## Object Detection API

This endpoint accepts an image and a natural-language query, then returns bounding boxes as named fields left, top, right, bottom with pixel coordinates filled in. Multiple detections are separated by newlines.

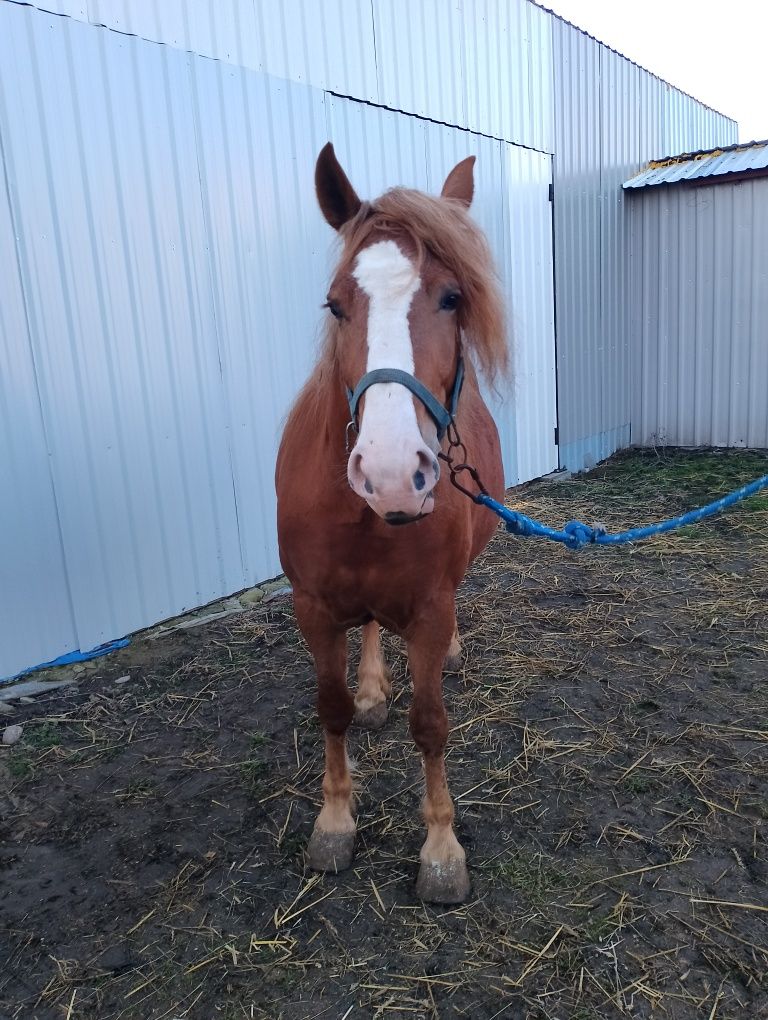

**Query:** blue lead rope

left=476, top=473, right=768, bottom=551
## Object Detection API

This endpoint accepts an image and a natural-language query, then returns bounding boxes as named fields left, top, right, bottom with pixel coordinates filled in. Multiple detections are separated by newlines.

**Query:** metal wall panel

left=552, top=16, right=738, bottom=472
left=371, top=0, right=555, bottom=152
left=0, top=149, right=79, bottom=679
left=325, top=94, right=430, bottom=196
left=87, top=0, right=260, bottom=69
left=598, top=50, right=664, bottom=467
left=15, top=0, right=86, bottom=16
left=630, top=179, right=768, bottom=449
left=663, top=86, right=737, bottom=158
left=0, top=4, right=243, bottom=654
left=552, top=20, right=602, bottom=469
left=190, top=60, right=329, bottom=587
left=504, top=146, right=558, bottom=482
left=9, top=0, right=379, bottom=101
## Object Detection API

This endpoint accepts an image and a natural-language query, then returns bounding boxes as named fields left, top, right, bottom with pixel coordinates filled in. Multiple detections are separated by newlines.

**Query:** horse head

left=315, top=143, right=501, bottom=524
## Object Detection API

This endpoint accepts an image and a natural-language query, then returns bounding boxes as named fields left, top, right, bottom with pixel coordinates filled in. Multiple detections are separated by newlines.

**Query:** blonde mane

left=336, top=188, right=509, bottom=384
left=287, top=187, right=509, bottom=434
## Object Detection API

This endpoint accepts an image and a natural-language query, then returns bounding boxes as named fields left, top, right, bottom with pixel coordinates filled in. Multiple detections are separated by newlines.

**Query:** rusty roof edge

left=623, top=163, right=768, bottom=191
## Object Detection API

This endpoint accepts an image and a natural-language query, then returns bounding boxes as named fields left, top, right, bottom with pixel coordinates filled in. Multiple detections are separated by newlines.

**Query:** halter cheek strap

left=346, top=356, right=465, bottom=443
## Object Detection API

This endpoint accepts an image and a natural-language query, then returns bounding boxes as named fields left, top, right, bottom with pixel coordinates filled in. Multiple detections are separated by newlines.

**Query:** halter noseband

left=346, top=356, right=465, bottom=444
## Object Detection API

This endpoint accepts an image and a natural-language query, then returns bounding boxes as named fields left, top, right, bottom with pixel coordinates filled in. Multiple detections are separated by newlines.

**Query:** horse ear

left=315, top=142, right=362, bottom=230
left=441, top=156, right=476, bottom=208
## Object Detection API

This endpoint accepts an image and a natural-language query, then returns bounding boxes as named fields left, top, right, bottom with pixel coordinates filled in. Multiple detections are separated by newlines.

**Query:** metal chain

left=438, top=418, right=491, bottom=503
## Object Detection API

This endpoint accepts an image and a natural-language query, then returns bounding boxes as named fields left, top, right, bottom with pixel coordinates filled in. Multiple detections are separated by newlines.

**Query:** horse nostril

left=413, top=470, right=426, bottom=491
left=364, top=477, right=374, bottom=495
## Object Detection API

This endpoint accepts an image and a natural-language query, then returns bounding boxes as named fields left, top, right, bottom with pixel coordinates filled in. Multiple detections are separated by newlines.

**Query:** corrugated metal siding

left=0, top=2, right=558, bottom=677
left=630, top=178, right=768, bottom=449
left=0, top=140, right=79, bottom=679
left=504, top=145, right=558, bottom=482
left=552, top=16, right=737, bottom=471
left=371, top=0, right=554, bottom=152
left=0, top=4, right=244, bottom=654
left=12, top=0, right=380, bottom=101
left=663, top=86, right=736, bottom=158
left=552, top=21, right=602, bottom=469
left=190, top=60, right=329, bottom=587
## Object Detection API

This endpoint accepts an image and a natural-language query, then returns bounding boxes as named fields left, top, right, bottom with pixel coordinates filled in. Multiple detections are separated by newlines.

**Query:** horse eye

left=439, top=291, right=461, bottom=312
left=325, top=300, right=344, bottom=320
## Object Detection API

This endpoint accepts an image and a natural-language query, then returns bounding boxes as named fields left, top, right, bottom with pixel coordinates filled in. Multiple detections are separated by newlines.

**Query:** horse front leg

left=294, top=594, right=356, bottom=873
left=407, top=604, right=470, bottom=904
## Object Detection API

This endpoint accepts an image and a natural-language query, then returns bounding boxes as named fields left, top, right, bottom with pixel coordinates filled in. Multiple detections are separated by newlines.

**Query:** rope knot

left=562, top=520, right=602, bottom=550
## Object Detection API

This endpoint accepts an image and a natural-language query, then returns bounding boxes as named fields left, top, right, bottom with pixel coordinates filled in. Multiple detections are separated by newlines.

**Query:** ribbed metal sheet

left=551, top=15, right=737, bottom=472
left=190, top=59, right=329, bottom=587
left=630, top=178, right=768, bottom=449
left=552, top=20, right=602, bottom=470
left=12, top=0, right=380, bottom=101
left=0, top=4, right=244, bottom=656
left=0, top=141, right=79, bottom=679
left=371, top=0, right=554, bottom=152
left=625, top=141, right=768, bottom=190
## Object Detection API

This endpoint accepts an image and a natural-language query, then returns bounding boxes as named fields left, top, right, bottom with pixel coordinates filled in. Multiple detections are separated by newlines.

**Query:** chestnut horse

left=275, top=144, right=508, bottom=903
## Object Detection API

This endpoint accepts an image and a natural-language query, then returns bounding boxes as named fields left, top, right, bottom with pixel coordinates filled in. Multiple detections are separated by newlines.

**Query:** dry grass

left=1, top=448, right=767, bottom=1019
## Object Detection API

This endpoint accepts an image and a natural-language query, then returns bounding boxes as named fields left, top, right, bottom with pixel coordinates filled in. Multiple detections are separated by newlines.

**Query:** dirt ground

left=2, top=449, right=767, bottom=1020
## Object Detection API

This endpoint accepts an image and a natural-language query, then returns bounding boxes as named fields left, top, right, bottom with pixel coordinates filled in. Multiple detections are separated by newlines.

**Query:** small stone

left=114, top=675, right=131, bottom=684
left=264, top=585, right=292, bottom=603
left=0, top=703, right=15, bottom=716
left=262, top=579, right=291, bottom=595
left=2, top=725, right=23, bottom=745
left=222, top=598, right=244, bottom=613
left=239, top=587, right=265, bottom=606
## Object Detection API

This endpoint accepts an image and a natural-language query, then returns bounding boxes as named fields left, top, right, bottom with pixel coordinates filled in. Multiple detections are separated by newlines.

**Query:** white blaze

left=353, top=240, right=421, bottom=448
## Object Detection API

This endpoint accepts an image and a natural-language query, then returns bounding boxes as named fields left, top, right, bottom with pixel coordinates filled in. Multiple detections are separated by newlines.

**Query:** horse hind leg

left=353, top=621, right=391, bottom=730
left=443, top=619, right=463, bottom=673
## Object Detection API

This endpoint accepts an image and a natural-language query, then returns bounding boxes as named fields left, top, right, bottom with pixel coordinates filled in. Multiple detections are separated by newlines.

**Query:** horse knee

left=317, top=683, right=354, bottom=735
left=409, top=699, right=448, bottom=757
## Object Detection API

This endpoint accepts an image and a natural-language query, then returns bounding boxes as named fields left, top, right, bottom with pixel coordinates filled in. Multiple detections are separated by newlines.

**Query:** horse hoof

left=443, top=653, right=463, bottom=673
left=416, top=859, right=471, bottom=904
left=307, top=828, right=355, bottom=873
left=353, top=700, right=388, bottom=729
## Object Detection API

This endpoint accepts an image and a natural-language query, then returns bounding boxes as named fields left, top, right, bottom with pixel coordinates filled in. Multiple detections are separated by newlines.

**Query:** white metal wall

left=15, top=0, right=554, bottom=152
left=630, top=178, right=768, bottom=449
left=0, top=148, right=79, bottom=672
left=0, top=2, right=557, bottom=678
left=552, top=17, right=737, bottom=472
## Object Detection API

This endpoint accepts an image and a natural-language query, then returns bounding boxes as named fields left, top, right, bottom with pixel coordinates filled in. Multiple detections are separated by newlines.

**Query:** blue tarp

left=0, top=638, right=130, bottom=686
